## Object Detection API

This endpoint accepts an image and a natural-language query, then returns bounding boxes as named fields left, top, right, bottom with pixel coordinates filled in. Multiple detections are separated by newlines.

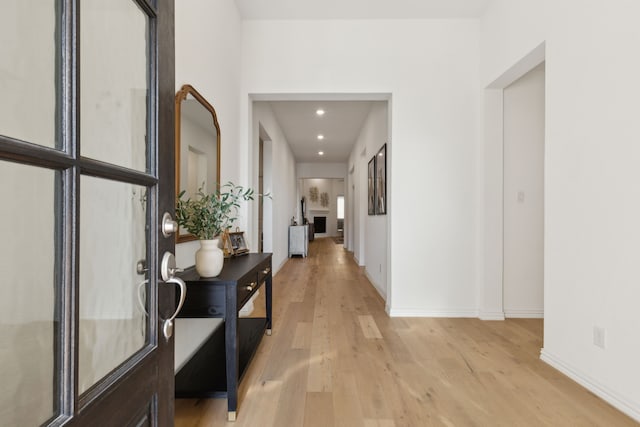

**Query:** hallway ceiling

left=235, top=0, right=491, bottom=20
left=265, top=101, right=374, bottom=163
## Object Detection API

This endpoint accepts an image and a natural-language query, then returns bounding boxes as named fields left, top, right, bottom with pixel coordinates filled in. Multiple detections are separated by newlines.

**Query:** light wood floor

left=175, top=238, right=637, bottom=427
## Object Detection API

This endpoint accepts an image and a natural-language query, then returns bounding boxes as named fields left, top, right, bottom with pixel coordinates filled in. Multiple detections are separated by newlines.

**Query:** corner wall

left=348, top=102, right=389, bottom=299
left=480, top=0, right=640, bottom=420
left=251, top=102, right=297, bottom=273
left=241, top=19, right=481, bottom=317
left=174, top=0, right=243, bottom=267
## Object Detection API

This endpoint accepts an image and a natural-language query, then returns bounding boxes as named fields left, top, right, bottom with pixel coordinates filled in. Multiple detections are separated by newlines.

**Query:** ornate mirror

left=175, top=84, right=221, bottom=242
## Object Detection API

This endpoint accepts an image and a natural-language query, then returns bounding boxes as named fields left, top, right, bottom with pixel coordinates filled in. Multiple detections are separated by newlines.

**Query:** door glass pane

left=0, top=161, right=58, bottom=425
left=0, top=1, right=57, bottom=147
left=79, top=176, right=149, bottom=394
left=80, top=0, right=149, bottom=172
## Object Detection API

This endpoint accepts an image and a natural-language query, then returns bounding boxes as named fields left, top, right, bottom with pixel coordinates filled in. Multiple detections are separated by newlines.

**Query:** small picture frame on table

left=229, top=230, right=249, bottom=256
left=222, top=230, right=234, bottom=258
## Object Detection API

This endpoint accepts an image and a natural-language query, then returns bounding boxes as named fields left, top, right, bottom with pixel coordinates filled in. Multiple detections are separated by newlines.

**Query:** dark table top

left=178, top=253, right=272, bottom=284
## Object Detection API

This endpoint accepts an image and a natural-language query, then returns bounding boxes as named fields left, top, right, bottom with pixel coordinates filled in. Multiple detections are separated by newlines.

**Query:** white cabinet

left=288, top=225, right=308, bottom=257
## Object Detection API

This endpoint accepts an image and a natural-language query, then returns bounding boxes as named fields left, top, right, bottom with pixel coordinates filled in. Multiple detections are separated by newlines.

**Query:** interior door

left=0, top=0, right=176, bottom=425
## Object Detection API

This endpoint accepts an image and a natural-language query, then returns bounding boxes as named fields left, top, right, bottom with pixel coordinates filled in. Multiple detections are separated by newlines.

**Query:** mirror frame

left=175, top=84, right=221, bottom=243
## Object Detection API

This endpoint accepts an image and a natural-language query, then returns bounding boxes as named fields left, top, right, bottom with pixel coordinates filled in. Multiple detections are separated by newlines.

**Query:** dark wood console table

left=174, top=253, right=272, bottom=421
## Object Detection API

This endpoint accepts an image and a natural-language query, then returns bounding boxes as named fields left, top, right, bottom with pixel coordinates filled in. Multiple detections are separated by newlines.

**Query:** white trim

left=540, top=349, right=640, bottom=423
left=364, top=269, right=386, bottom=301
left=353, top=254, right=363, bottom=267
left=479, top=311, right=506, bottom=321
left=504, top=309, right=544, bottom=319
left=389, top=309, right=478, bottom=318
left=250, top=93, right=392, bottom=102
left=487, top=42, right=546, bottom=89
left=272, top=257, right=288, bottom=277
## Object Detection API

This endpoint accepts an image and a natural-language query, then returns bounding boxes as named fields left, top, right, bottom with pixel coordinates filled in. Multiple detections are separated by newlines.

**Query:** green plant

left=175, top=182, right=256, bottom=240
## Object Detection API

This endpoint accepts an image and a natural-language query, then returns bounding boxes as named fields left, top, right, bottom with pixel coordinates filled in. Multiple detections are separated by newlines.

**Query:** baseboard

left=540, top=349, right=640, bottom=422
left=273, top=257, right=288, bottom=277
left=353, top=254, right=363, bottom=266
left=364, top=269, right=386, bottom=301
left=389, top=308, right=478, bottom=318
left=479, top=311, right=506, bottom=321
left=504, top=309, right=544, bottom=319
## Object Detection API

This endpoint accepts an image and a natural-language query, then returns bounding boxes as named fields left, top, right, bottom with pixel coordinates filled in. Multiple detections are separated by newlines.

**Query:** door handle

left=159, top=251, right=187, bottom=340
left=137, top=279, right=149, bottom=316
left=162, top=276, right=186, bottom=340
left=160, top=252, right=183, bottom=281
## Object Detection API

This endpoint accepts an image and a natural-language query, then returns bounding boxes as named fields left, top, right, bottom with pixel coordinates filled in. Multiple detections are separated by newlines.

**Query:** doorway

left=259, top=137, right=264, bottom=252
left=503, top=63, right=545, bottom=318
left=258, top=124, right=273, bottom=254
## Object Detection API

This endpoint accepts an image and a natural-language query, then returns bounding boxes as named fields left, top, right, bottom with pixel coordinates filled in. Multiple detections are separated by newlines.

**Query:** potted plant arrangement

left=175, top=182, right=255, bottom=277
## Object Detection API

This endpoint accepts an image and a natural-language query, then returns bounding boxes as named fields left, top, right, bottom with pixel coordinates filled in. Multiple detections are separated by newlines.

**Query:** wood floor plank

left=175, top=237, right=638, bottom=426
left=292, top=322, right=313, bottom=349
left=358, top=315, right=383, bottom=339
left=303, top=392, right=335, bottom=427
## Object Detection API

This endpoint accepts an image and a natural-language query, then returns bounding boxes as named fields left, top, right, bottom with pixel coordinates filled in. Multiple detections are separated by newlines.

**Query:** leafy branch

left=175, top=182, right=257, bottom=240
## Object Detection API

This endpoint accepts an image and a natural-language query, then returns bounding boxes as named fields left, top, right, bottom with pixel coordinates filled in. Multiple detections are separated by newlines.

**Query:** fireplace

left=313, top=216, right=326, bottom=233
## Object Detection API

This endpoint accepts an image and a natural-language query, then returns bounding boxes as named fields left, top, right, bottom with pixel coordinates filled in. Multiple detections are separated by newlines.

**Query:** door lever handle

left=161, top=276, right=187, bottom=340
left=137, top=279, right=149, bottom=316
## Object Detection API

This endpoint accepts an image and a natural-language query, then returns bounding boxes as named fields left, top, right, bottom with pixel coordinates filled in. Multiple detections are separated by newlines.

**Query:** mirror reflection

left=175, top=84, right=220, bottom=242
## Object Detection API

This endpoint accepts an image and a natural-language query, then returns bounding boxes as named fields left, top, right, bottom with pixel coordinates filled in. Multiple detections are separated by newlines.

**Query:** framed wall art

left=375, top=144, right=386, bottom=215
left=368, top=156, right=375, bottom=215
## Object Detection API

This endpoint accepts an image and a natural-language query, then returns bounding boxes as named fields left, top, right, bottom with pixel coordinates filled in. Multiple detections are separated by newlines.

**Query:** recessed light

left=316, top=109, right=325, bottom=116
left=317, top=134, right=324, bottom=140
left=318, top=151, right=324, bottom=156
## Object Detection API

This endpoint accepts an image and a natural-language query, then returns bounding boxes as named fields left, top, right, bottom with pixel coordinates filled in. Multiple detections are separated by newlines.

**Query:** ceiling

left=263, top=101, right=377, bottom=163
left=235, top=0, right=491, bottom=20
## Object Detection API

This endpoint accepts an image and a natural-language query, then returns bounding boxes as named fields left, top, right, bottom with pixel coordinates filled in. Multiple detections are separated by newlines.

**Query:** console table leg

left=228, top=411, right=237, bottom=422
left=266, top=273, right=273, bottom=332
left=266, top=329, right=272, bottom=336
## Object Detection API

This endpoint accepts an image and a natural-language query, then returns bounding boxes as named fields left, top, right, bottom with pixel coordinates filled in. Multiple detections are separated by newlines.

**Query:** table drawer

left=237, top=273, right=259, bottom=308
left=237, top=258, right=271, bottom=307
left=257, top=260, right=272, bottom=284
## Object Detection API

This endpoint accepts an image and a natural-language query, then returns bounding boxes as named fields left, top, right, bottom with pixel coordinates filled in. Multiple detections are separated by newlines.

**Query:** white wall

left=262, top=138, right=273, bottom=254
left=174, top=0, right=243, bottom=268
left=297, top=162, right=347, bottom=226
left=173, top=0, right=243, bottom=371
left=300, top=178, right=344, bottom=237
left=348, top=102, right=389, bottom=299
left=297, top=162, right=348, bottom=180
left=241, top=19, right=480, bottom=317
left=250, top=102, right=298, bottom=272
left=503, top=63, right=545, bottom=318
left=481, top=0, right=640, bottom=420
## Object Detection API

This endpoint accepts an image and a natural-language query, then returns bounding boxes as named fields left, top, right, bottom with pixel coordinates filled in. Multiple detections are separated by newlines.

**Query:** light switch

left=517, top=191, right=525, bottom=203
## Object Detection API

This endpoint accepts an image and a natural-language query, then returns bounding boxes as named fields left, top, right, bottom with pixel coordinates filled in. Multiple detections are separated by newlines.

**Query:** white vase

left=195, top=238, right=224, bottom=277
